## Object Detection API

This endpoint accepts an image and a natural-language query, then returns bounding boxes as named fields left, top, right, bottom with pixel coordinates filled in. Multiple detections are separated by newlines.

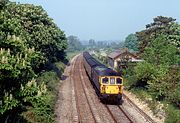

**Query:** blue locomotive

left=83, top=52, right=123, bottom=103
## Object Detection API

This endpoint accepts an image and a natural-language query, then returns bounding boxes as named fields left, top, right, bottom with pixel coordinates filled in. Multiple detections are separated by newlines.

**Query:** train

left=83, top=52, right=123, bottom=103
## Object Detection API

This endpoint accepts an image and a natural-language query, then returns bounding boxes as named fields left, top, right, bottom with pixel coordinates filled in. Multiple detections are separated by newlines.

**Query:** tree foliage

left=6, top=2, right=67, bottom=63
left=133, top=34, right=179, bottom=101
left=143, top=35, right=179, bottom=66
left=136, top=16, right=179, bottom=53
left=126, top=17, right=180, bottom=118
left=124, top=33, right=138, bottom=51
left=0, top=1, right=67, bottom=122
left=67, top=35, right=83, bottom=52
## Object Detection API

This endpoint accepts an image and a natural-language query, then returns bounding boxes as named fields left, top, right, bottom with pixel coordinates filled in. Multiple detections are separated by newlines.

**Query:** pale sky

left=12, top=0, right=180, bottom=41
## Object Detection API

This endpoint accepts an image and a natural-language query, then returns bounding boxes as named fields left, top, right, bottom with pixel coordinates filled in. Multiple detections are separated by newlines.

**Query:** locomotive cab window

left=110, top=78, right=115, bottom=84
left=116, top=78, right=122, bottom=84
left=102, top=77, right=109, bottom=84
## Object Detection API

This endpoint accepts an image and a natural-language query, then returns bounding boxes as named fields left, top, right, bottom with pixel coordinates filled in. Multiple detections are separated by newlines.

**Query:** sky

left=12, top=0, right=180, bottom=41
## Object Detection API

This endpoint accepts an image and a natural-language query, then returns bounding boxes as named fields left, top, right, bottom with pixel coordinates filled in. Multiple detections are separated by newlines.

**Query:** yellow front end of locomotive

left=105, top=85, right=119, bottom=94
left=100, top=76, right=123, bottom=94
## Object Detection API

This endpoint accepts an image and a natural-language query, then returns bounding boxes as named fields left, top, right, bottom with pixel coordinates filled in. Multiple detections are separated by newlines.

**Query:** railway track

left=105, top=104, right=134, bottom=123
left=122, top=94, right=156, bottom=123
left=72, top=55, right=96, bottom=123
left=70, top=55, right=80, bottom=123
left=104, top=105, right=117, bottom=123
left=69, top=54, right=156, bottom=123
left=79, top=55, right=116, bottom=123
left=79, top=55, right=104, bottom=123
left=117, top=105, right=134, bottom=123
left=79, top=54, right=135, bottom=123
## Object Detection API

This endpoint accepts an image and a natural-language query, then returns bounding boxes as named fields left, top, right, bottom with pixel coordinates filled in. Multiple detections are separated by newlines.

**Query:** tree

left=125, top=16, right=180, bottom=122
left=136, top=16, right=178, bottom=53
left=124, top=34, right=138, bottom=51
left=132, top=35, right=179, bottom=100
left=143, top=35, right=179, bottom=66
left=0, top=1, right=67, bottom=121
left=6, top=3, right=67, bottom=63
left=0, top=0, right=8, bottom=9
left=67, top=35, right=82, bottom=52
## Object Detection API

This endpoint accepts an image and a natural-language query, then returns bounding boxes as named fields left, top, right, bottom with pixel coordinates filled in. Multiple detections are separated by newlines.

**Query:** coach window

left=102, top=77, right=109, bottom=84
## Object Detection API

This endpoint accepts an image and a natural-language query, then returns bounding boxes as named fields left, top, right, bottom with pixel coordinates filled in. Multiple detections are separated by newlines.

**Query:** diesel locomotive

left=83, top=52, right=123, bottom=103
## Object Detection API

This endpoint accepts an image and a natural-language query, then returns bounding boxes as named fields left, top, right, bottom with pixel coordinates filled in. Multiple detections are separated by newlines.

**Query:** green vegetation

left=66, top=35, right=84, bottom=60
left=0, top=0, right=67, bottom=122
left=124, top=33, right=138, bottom=51
left=87, top=40, right=124, bottom=66
left=125, top=16, right=180, bottom=122
left=136, top=16, right=179, bottom=53
left=165, top=105, right=180, bottom=123
left=87, top=40, right=124, bottom=51
left=0, top=0, right=179, bottom=122
left=66, top=51, right=81, bottom=60
left=67, top=35, right=84, bottom=52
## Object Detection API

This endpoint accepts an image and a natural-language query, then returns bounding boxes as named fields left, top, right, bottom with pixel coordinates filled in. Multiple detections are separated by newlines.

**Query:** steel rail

left=123, top=94, right=156, bottom=123
left=78, top=55, right=97, bottom=123
left=117, top=105, right=134, bottom=123
left=71, top=55, right=82, bottom=123
left=104, top=105, right=118, bottom=123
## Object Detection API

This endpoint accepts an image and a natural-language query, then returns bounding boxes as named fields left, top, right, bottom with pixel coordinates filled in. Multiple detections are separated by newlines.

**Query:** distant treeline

left=67, top=35, right=124, bottom=52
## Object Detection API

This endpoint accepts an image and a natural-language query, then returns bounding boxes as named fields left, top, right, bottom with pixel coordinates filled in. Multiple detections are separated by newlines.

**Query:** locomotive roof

left=93, top=66, right=118, bottom=76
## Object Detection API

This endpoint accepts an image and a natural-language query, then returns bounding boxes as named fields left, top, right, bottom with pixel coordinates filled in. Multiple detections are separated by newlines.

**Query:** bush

left=165, top=67, right=180, bottom=108
left=37, top=71, right=59, bottom=94
left=168, top=84, right=180, bottom=108
left=165, top=105, right=180, bottom=123
left=22, top=93, right=55, bottom=123
left=30, top=62, right=65, bottom=122
left=131, top=62, right=158, bottom=88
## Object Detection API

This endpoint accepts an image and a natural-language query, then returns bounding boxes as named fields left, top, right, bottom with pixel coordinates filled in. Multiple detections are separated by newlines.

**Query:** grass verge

left=66, top=51, right=81, bottom=60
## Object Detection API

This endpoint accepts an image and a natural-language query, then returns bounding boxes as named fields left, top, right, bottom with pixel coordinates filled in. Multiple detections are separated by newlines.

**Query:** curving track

left=57, top=54, right=157, bottom=123
left=72, top=55, right=96, bottom=122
